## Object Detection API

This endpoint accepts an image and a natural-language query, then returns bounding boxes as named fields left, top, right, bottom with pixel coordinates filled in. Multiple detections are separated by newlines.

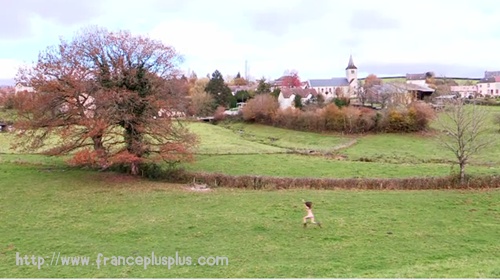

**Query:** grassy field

left=217, top=123, right=354, bottom=152
left=2, top=106, right=500, bottom=178
left=1, top=106, right=500, bottom=277
left=1, top=163, right=499, bottom=278
left=179, top=107, right=500, bottom=178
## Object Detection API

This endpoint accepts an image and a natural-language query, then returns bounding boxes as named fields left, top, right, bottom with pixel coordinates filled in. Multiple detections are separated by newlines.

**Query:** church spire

left=345, top=54, right=357, bottom=70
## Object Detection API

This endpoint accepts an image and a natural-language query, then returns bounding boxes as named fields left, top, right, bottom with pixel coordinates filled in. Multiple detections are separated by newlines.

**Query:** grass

left=379, top=77, right=406, bottom=83
left=186, top=154, right=500, bottom=178
left=178, top=107, right=500, bottom=177
left=0, top=109, right=17, bottom=122
left=1, top=162, right=499, bottom=278
left=218, top=122, right=353, bottom=152
left=185, top=122, right=286, bottom=154
left=2, top=105, right=500, bottom=178
left=1, top=106, right=500, bottom=277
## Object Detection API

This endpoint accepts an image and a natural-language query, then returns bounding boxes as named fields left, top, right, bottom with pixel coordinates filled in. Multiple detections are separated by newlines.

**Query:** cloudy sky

left=1, top=0, right=500, bottom=85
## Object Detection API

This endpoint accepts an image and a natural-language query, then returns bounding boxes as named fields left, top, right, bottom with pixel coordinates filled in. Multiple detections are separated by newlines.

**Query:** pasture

left=1, top=163, right=499, bottom=278
left=182, top=105, right=500, bottom=178
left=1, top=106, right=500, bottom=277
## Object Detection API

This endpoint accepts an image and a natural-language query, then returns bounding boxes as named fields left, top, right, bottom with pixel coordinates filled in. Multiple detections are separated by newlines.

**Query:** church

left=306, top=55, right=359, bottom=100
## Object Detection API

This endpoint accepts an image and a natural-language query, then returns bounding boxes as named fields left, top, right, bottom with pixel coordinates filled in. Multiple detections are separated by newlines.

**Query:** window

left=351, top=70, right=355, bottom=74
left=488, top=83, right=490, bottom=88
left=497, top=89, right=499, bottom=94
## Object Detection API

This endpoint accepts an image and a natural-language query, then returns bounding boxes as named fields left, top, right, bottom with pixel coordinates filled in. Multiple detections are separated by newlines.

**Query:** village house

left=405, top=73, right=428, bottom=86
left=449, top=85, right=478, bottom=98
left=277, top=88, right=317, bottom=109
left=14, top=83, right=34, bottom=94
left=477, top=71, right=500, bottom=97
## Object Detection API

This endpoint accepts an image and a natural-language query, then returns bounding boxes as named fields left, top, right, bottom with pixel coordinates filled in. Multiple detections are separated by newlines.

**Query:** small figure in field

left=303, top=200, right=321, bottom=228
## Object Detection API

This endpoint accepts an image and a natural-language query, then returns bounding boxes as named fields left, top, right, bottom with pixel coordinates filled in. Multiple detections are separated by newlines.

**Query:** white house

left=306, top=55, right=359, bottom=100
left=14, top=83, right=34, bottom=94
left=449, top=85, right=478, bottom=98
left=477, top=72, right=500, bottom=97
left=405, top=73, right=428, bottom=85
left=278, top=88, right=317, bottom=109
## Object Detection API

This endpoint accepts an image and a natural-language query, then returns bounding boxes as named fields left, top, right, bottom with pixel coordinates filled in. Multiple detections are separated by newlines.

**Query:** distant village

left=2, top=55, right=499, bottom=112
left=225, top=55, right=498, bottom=110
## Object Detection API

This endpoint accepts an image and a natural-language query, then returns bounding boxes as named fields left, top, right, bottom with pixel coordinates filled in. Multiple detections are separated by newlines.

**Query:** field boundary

left=179, top=172, right=500, bottom=190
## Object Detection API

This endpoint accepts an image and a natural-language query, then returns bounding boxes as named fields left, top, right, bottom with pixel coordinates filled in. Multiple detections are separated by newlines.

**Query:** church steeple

left=345, top=54, right=358, bottom=91
left=346, top=54, right=357, bottom=70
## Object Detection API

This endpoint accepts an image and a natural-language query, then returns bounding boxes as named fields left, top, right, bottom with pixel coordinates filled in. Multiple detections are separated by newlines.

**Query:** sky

left=1, top=0, right=500, bottom=85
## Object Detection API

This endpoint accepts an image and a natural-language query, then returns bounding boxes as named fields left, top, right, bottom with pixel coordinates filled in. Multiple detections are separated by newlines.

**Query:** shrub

left=407, top=102, right=436, bottom=131
left=340, top=106, right=361, bottom=133
left=189, top=91, right=216, bottom=116
left=181, top=172, right=500, bottom=190
left=320, top=104, right=343, bottom=131
left=213, top=106, right=227, bottom=122
left=241, top=100, right=433, bottom=134
left=273, top=108, right=300, bottom=129
left=242, top=94, right=279, bottom=124
left=333, top=97, right=349, bottom=108
left=385, top=108, right=409, bottom=132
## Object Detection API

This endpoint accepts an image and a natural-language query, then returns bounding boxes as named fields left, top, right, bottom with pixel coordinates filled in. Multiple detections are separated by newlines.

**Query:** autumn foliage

left=241, top=94, right=279, bottom=123
left=13, top=26, right=197, bottom=175
left=280, top=70, right=301, bottom=88
left=242, top=100, right=435, bottom=133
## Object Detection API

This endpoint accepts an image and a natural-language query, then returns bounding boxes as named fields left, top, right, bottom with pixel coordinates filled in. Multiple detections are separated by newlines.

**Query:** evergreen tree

left=256, top=78, right=271, bottom=94
left=205, top=70, right=233, bottom=107
left=294, top=94, right=303, bottom=109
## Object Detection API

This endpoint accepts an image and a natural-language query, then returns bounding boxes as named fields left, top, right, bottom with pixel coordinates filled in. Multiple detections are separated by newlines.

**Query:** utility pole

left=245, top=60, right=248, bottom=81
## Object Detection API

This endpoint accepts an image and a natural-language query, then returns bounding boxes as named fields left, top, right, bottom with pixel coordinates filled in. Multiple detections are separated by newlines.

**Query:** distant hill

left=359, top=76, right=480, bottom=85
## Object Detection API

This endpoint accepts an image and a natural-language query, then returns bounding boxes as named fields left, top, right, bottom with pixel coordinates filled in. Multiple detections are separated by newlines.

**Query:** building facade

left=477, top=75, right=500, bottom=97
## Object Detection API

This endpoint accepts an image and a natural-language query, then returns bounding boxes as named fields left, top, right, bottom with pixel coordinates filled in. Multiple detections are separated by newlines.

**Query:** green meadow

left=1, top=163, right=499, bottom=278
left=1, top=106, right=500, bottom=277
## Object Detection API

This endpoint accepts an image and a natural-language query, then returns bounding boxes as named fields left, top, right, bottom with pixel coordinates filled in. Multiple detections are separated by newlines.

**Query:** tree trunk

left=130, top=161, right=139, bottom=175
left=459, top=161, right=466, bottom=185
left=92, top=134, right=104, bottom=152
left=92, top=134, right=108, bottom=169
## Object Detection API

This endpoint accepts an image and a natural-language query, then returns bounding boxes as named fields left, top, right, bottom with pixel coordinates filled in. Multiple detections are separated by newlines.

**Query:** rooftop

left=280, top=88, right=317, bottom=98
left=308, top=78, right=350, bottom=87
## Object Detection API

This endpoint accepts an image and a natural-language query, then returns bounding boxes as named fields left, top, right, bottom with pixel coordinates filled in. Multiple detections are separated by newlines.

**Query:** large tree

left=435, top=99, right=494, bottom=183
left=14, top=26, right=197, bottom=175
left=205, top=70, right=234, bottom=108
left=364, top=74, right=382, bottom=89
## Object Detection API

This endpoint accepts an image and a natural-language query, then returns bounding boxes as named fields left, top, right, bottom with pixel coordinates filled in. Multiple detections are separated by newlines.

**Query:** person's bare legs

left=310, top=217, right=322, bottom=227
